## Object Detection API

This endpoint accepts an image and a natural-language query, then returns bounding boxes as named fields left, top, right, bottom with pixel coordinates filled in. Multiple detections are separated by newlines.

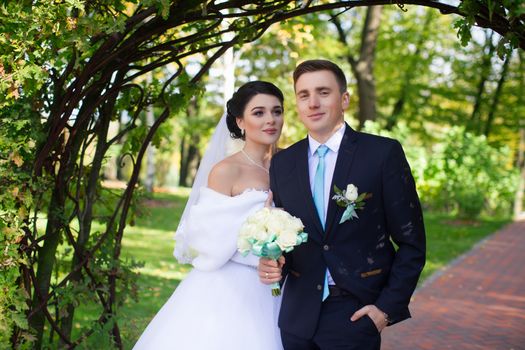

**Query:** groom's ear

left=341, top=91, right=350, bottom=111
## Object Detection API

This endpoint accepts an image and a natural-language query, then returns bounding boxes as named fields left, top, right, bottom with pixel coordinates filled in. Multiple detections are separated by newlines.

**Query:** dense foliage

left=363, top=122, right=518, bottom=218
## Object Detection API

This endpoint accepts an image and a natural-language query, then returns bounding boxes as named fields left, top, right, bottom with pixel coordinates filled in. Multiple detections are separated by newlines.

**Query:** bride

left=133, top=81, right=285, bottom=350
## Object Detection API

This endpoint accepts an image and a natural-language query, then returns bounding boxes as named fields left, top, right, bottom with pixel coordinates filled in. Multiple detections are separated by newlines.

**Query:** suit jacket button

left=323, top=245, right=329, bottom=251
left=317, top=284, right=323, bottom=291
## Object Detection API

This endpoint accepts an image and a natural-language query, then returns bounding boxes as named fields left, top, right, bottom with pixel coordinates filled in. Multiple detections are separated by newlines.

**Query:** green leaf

left=11, top=310, right=28, bottom=329
left=356, top=192, right=367, bottom=201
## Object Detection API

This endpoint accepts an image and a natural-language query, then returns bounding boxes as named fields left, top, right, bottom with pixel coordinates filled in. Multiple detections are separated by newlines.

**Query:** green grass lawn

left=63, top=190, right=193, bottom=350
left=117, top=190, right=193, bottom=349
left=72, top=191, right=509, bottom=349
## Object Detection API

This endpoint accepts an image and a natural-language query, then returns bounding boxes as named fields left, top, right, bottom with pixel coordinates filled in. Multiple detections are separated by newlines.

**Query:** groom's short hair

left=293, top=59, right=347, bottom=93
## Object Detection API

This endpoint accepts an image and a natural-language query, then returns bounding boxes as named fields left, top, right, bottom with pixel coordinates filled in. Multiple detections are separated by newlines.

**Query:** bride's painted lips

left=263, top=128, right=277, bottom=135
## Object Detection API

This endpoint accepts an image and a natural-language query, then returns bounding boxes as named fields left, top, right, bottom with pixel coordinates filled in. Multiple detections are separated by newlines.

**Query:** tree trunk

left=31, top=135, right=82, bottom=346
left=179, top=136, right=200, bottom=187
left=222, top=40, right=237, bottom=105
left=179, top=136, right=188, bottom=187
left=144, top=104, right=156, bottom=193
left=354, top=6, right=382, bottom=129
left=386, top=11, right=433, bottom=130
left=469, top=29, right=495, bottom=134
left=332, top=6, right=382, bottom=130
left=515, top=128, right=525, bottom=220
left=144, top=71, right=156, bottom=193
left=180, top=39, right=237, bottom=187
left=29, top=186, right=65, bottom=349
left=179, top=98, right=200, bottom=187
left=514, top=53, right=524, bottom=220
left=483, top=54, right=510, bottom=137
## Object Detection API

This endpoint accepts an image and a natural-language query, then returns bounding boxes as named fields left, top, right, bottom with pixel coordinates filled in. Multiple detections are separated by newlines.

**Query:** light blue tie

left=313, top=145, right=330, bottom=301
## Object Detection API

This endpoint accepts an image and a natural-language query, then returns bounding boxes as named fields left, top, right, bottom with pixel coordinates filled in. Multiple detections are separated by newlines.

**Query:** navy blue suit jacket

left=270, top=124, right=426, bottom=339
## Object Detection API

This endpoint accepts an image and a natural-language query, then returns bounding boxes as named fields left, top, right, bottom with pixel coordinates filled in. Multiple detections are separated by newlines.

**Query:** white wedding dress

left=133, top=187, right=283, bottom=350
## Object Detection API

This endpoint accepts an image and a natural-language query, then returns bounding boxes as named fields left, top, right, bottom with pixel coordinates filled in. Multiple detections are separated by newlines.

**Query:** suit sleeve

left=374, top=140, right=426, bottom=324
left=269, top=155, right=291, bottom=281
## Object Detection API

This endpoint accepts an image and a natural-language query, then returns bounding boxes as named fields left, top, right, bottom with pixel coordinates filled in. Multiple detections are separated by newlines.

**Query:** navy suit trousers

left=281, top=294, right=381, bottom=350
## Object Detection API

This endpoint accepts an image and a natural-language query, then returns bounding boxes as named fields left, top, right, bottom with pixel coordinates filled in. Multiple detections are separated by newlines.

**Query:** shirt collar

left=308, top=123, right=346, bottom=156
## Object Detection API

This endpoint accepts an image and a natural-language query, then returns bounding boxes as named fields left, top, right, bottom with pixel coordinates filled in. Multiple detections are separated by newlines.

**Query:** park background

left=1, top=1, right=524, bottom=349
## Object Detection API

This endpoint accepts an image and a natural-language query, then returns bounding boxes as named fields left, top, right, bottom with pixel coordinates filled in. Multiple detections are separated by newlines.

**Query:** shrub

left=362, top=122, right=518, bottom=219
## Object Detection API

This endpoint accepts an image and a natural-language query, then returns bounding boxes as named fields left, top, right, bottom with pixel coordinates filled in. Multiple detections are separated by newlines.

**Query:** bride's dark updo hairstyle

left=226, top=81, right=284, bottom=140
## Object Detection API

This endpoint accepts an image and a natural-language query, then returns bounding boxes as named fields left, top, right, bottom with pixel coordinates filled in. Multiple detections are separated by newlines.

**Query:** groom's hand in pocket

left=258, top=256, right=285, bottom=285
left=350, top=305, right=389, bottom=332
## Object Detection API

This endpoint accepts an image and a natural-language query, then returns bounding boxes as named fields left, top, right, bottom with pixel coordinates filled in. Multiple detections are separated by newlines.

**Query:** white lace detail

left=233, top=188, right=270, bottom=197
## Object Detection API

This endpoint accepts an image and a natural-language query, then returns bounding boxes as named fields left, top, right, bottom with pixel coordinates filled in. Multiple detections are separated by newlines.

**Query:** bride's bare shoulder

left=208, top=154, right=242, bottom=195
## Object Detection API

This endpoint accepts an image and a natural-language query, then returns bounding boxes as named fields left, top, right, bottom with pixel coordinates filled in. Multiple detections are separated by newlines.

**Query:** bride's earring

left=240, top=128, right=245, bottom=138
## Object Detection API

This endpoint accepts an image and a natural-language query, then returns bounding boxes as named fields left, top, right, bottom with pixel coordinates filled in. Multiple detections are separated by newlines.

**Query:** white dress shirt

left=308, top=124, right=346, bottom=285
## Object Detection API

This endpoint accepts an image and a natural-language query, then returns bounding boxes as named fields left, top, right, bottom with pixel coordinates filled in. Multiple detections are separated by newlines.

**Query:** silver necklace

left=241, top=149, right=269, bottom=174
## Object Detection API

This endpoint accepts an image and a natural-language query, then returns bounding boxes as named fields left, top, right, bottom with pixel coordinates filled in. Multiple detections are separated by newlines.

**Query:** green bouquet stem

left=270, top=282, right=281, bottom=296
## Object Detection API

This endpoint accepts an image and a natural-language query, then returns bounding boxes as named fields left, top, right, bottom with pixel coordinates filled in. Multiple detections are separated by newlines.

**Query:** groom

left=259, top=59, right=426, bottom=349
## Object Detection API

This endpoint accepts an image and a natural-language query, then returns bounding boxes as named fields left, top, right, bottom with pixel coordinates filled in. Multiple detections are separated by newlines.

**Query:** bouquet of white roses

left=237, top=207, right=308, bottom=296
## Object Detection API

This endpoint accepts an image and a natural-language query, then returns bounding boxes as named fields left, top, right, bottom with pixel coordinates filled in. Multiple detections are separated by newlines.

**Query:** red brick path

left=382, top=220, right=525, bottom=350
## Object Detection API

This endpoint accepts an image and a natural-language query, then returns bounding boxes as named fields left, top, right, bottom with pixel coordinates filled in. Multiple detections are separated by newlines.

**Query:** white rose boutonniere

left=332, top=184, right=372, bottom=224
left=344, top=184, right=359, bottom=201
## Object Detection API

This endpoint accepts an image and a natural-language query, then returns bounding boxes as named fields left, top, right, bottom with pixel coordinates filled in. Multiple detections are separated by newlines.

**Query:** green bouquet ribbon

left=244, top=232, right=308, bottom=296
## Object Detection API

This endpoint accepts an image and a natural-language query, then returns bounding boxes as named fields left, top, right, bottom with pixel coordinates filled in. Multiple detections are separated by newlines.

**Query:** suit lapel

left=324, top=124, right=359, bottom=238
left=295, top=138, right=325, bottom=239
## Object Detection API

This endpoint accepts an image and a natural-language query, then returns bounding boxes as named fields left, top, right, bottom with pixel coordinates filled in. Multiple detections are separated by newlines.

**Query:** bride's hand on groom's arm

left=264, top=191, right=273, bottom=208
left=258, top=256, right=285, bottom=285
left=264, top=190, right=279, bottom=208
left=264, top=191, right=284, bottom=210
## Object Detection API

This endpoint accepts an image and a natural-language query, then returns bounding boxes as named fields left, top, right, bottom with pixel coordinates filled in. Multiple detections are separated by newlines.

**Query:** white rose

left=248, top=208, right=269, bottom=224
left=290, top=217, right=304, bottom=232
left=268, top=209, right=283, bottom=221
left=266, top=217, right=282, bottom=236
left=276, top=230, right=298, bottom=250
left=237, top=237, right=251, bottom=253
left=255, top=228, right=270, bottom=242
left=240, top=223, right=259, bottom=238
left=345, top=184, right=358, bottom=201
